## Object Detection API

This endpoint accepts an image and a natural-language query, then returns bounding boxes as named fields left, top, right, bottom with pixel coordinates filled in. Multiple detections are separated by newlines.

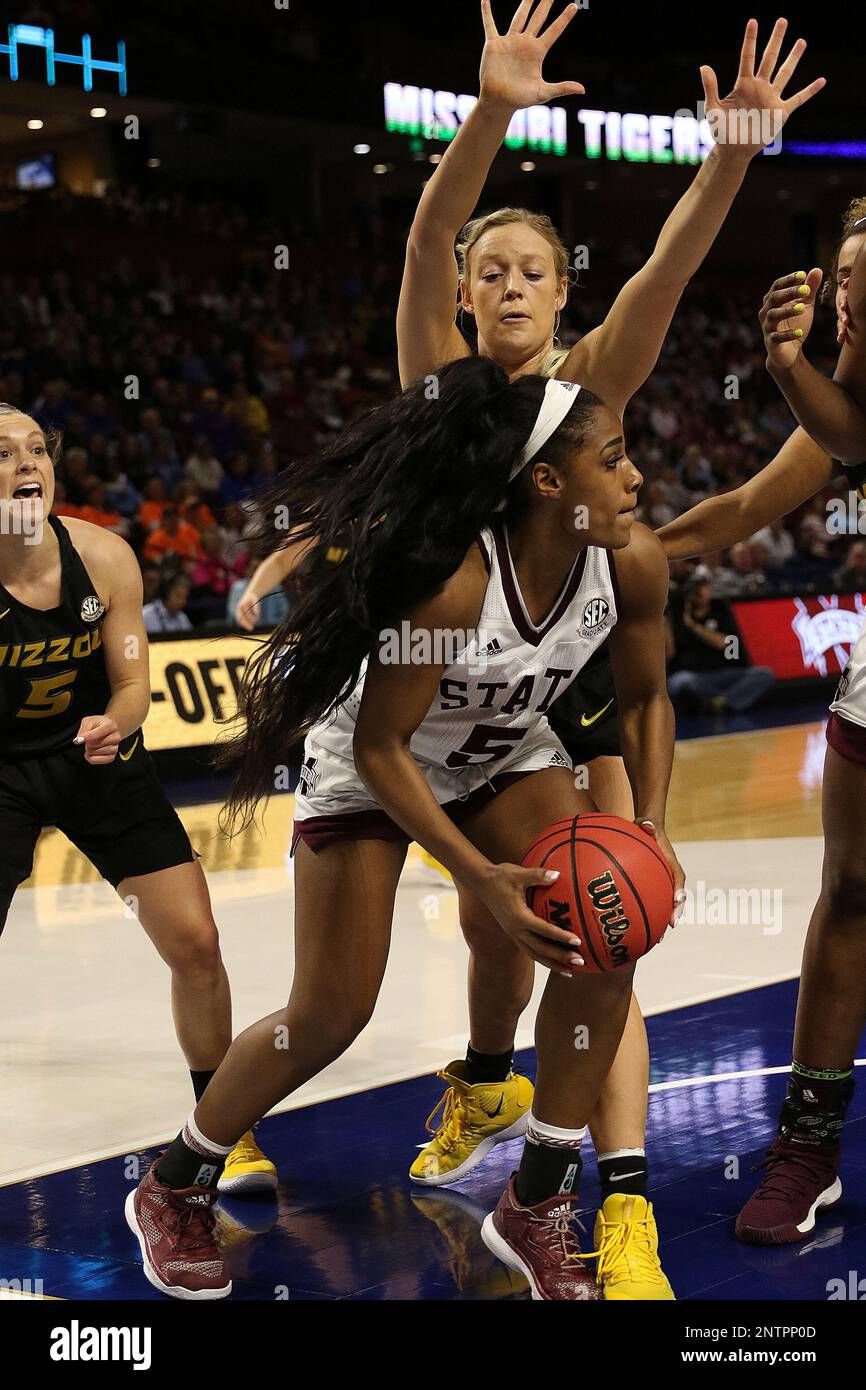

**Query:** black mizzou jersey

left=0, top=515, right=112, bottom=758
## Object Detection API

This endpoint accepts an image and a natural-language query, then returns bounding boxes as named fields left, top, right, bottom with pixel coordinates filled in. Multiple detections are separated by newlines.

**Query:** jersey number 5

left=18, top=671, right=78, bottom=719
left=445, top=723, right=528, bottom=769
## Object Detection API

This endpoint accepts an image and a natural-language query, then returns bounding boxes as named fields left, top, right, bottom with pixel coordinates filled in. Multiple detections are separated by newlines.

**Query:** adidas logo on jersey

left=80, top=594, right=105, bottom=624
left=547, top=750, right=571, bottom=769
left=579, top=596, right=611, bottom=636
left=478, top=636, right=503, bottom=657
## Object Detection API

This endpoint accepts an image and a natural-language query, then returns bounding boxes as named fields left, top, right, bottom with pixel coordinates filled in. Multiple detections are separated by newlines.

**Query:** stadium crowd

left=2, top=185, right=860, bottom=647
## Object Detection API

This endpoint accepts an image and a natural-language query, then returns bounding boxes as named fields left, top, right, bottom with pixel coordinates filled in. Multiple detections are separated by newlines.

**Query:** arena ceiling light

left=354, top=143, right=371, bottom=154
left=90, top=106, right=107, bottom=118
left=27, top=118, right=44, bottom=129
left=521, top=161, right=536, bottom=172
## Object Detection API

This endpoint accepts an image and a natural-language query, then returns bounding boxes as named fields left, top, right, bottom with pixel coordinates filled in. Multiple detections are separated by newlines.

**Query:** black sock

left=465, top=1044, right=514, bottom=1085
left=190, top=1069, right=217, bottom=1104
left=156, top=1123, right=229, bottom=1191
left=516, top=1142, right=583, bottom=1207
left=779, top=1063, right=855, bottom=1149
left=598, top=1153, right=648, bottom=1200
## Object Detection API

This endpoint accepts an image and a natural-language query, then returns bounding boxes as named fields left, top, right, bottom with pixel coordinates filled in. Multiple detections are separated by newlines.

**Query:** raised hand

left=479, top=0, right=585, bottom=114
left=759, top=267, right=824, bottom=371
left=700, top=17, right=826, bottom=161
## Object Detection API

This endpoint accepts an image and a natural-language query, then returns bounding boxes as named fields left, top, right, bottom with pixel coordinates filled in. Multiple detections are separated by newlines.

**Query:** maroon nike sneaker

left=735, top=1138, right=842, bottom=1245
left=125, top=1161, right=232, bottom=1299
left=480, top=1175, right=600, bottom=1300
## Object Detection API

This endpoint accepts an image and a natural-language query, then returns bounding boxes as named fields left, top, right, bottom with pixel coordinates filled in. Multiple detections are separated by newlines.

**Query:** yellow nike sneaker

left=410, top=1061, right=532, bottom=1186
left=217, top=1129, right=278, bottom=1195
left=592, top=1193, right=675, bottom=1300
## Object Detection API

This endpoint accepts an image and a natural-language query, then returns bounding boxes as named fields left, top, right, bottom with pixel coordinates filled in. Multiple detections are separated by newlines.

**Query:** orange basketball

left=523, top=814, right=675, bottom=973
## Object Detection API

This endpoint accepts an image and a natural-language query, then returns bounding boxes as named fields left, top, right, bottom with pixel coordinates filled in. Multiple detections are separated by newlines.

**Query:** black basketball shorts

left=0, top=731, right=195, bottom=905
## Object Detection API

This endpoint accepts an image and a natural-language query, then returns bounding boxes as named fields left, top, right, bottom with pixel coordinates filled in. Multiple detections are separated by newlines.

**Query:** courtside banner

left=146, top=632, right=263, bottom=750
left=730, top=593, right=866, bottom=681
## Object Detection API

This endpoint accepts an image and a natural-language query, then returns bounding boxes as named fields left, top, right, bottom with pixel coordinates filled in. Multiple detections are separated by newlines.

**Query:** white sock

left=526, top=1111, right=587, bottom=1149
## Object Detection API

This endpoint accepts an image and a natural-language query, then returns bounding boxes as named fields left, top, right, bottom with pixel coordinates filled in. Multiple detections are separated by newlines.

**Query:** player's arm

left=767, top=246, right=866, bottom=464
left=396, top=0, right=583, bottom=387
left=561, top=20, right=824, bottom=414
left=236, top=534, right=312, bottom=632
left=607, top=525, right=684, bottom=903
left=73, top=530, right=151, bottom=764
left=656, top=426, right=834, bottom=559
left=353, top=550, right=582, bottom=972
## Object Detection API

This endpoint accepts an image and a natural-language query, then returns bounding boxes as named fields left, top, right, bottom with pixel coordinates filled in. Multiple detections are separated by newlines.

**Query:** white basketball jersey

left=309, top=522, right=619, bottom=786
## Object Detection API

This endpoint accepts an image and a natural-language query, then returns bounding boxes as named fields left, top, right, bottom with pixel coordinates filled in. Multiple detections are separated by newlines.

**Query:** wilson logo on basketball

left=587, top=870, right=631, bottom=966
left=581, top=597, right=610, bottom=633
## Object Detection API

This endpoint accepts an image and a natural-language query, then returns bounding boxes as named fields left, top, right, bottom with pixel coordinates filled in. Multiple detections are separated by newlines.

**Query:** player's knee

left=821, top=859, right=866, bottom=922
left=460, top=904, right=506, bottom=955
left=288, top=998, right=375, bottom=1064
left=164, top=919, right=222, bottom=977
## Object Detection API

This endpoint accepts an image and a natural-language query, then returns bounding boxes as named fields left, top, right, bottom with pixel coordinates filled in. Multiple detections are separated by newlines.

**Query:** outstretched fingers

left=540, top=1, right=579, bottom=50
left=737, top=17, right=759, bottom=80
left=481, top=0, right=500, bottom=41
left=756, top=15, right=788, bottom=81
left=783, top=75, right=827, bottom=115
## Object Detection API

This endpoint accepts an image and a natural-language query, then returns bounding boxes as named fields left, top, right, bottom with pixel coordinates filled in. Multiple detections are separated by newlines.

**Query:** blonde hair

left=456, top=207, right=571, bottom=287
left=0, top=402, right=62, bottom=463
left=822, top=196, right=866, bottom=304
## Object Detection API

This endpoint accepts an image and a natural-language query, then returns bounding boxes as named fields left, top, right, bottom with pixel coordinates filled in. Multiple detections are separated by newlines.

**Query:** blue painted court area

left=1, top=977, right=864, bottom=1301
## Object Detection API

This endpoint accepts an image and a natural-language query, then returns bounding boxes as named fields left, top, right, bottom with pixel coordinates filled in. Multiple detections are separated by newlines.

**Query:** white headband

left=510, top=378, right=582, bottom=481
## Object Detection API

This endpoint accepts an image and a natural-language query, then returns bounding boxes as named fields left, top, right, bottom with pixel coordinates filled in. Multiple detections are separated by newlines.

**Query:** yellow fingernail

left=795, top=271, right=807, bottom=282
left=794, top=328, right=804, bottom=338
left=799, top=284, right=811, bottom=296
left=794, top=303, right=805, bottom=314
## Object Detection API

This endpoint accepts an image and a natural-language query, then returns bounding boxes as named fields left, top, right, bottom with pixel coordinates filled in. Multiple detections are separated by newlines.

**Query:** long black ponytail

left=219, top=356, right=602, bottom=828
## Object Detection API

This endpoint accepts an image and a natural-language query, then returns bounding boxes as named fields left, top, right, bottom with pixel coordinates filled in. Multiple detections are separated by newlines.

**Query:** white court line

left=649, top=1058, right=866, bottom=1095
left=0, top=972, right=823, bottom=1189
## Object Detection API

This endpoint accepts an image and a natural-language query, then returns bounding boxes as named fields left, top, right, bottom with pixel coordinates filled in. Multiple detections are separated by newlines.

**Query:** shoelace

left=424, top=1086, right=468, bottom=1153
left=230, top=1130, right=260, bottom=1163
left=539, top=1208, right=591, bottom=1266
left=590, top=1208, right=665, bottom=1286
left=752, top=1144, right=834, bottom=1202
left=167, top=1198, right=218, bottom=1257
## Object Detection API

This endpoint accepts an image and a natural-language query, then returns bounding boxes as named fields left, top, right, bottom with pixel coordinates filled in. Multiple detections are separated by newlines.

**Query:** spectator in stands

left=102, top=454, right=141, bottom=518
left=143, top=574, right=193, bottom=634
left=712, top=541, right=768, bottom=597
left=143, top=508, right=203, bottom=565
left=797, top=495, right=835, bottom=560
left=668, top=577, right=775, bottom=715
left=184, top=434, right=224, bottom=498
left=217, top=452, right=254, bottom=508
left=60, top=447, right=91, bottom=506
left=174, top=480, right=217, bottom=534
left=78, top=481, right=129, bottom=538
left=52, top=480, right=80, bottom=519
left=191, top=526, right=243, bottom=602
left=141, top=560, right=162, bottom=607
left=138, top=477, right=169, bottom=533
left=191, top=388, right=238, bottom=460
left=833, top=540, right=866, bottom=591
left=227, top=381, right=269, bottom=436
left=750, top=517, right=796, bottom=571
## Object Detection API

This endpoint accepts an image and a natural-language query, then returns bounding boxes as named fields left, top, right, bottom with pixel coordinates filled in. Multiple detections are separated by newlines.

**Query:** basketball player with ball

left=127, top=354, right=683, bottom=1301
